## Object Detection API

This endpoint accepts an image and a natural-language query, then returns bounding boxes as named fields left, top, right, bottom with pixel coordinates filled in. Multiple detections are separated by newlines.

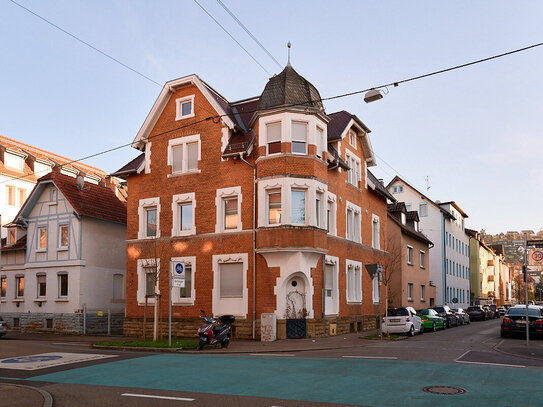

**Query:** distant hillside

left=481, top=230, right=543, bottom=262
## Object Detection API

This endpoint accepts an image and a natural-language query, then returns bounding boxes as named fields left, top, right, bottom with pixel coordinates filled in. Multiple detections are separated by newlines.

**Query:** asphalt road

left=1, top=318, right=543, bottom=407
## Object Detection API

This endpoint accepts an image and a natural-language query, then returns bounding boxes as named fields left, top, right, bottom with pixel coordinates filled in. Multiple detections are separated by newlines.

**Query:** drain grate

left=422, top=386, right=467, bottom=395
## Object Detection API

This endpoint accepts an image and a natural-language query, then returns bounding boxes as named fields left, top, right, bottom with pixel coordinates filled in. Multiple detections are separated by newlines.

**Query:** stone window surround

left=171, top=192, right=196, bottom=237
left=137, top=258, right=160, bottom=305
left=138, top=197, right=161, bottom=239
left=175, top=94, right=195, bottom=120
left=326, top=192, right=337, bottom=236
left=212, top=253, right=248, bottom=317
left=346, top=259, right=362, bottom=304
left=171, top=256, right=196, bottom=305
left=215, top=186, right=243, bottom=233
left=345, top=148, right=361, bottom=188
left=407, top=245, right=413, bottom=265
left=257, top=177, right=327, bottom=228
left=258, top=112, right=328, bottom=159
left=167, top=134, right=201, bottom=176
left=345, top=201, right=361, bottom=243
left=324, top=255, right=340, bottom=315
left=371, top=214, right=380, bottom=250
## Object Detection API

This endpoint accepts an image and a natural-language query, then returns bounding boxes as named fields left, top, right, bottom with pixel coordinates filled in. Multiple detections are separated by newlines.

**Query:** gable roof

left=14, top=172, right=126, bottom=225
left=1, top=235, right=26, bottom=252
left=132, top=74, right=237, bottom=150
left=439, top=201, right=469, bottom=218
left=388, top=212, right=433, bottom=246
left=111, top=153, right=145, bottom=178
left=367, top=170, right=395, bottom=201
left=327, top=111, right=375, bottom=166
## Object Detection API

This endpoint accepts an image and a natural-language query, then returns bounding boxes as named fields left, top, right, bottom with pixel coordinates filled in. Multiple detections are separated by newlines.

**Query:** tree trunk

left=143, top=297, right=148, bottom=341
left=153, top=294, right=159, bottom=342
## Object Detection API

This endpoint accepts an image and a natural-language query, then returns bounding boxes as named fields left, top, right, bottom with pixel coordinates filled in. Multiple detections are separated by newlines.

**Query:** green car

left=417, top=309, right=446, bottom=332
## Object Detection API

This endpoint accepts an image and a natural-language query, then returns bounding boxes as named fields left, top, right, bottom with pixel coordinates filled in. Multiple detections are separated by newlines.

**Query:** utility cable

left=193, top=0, right=272, bottom=76
left=8, top=0, right=162, bottom=87
left=216, top=0, right=282, bottom=69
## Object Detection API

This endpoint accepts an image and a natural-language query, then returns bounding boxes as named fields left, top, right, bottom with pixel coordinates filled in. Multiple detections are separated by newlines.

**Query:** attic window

left=5, top=152, right=24, bottom=171
left=176, top=95, right=195, bottom=120
left=349, top=130, right=357, bottom=148
left=8, top=230, right=16, bottom=245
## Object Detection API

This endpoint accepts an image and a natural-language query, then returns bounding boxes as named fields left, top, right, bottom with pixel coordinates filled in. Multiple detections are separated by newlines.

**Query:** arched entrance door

left=285, top=274, right=307, bottom=338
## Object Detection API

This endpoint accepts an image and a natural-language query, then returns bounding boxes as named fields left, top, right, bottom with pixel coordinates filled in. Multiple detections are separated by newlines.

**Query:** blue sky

left=1, top=1, right=542, bottom=234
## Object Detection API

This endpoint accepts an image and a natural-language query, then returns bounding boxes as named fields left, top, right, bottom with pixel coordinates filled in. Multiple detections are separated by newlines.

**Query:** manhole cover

left=422, top=386, right=467, bottom=395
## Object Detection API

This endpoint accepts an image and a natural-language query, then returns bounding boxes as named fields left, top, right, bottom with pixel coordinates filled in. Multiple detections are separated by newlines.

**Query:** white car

left=382, top=307, right=423, bottom=336
left=0, top=317, right=8, bottom=337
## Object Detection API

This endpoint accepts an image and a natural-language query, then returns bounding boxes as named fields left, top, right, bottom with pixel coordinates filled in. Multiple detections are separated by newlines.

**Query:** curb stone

left=1, top=383, right=53, bottom=407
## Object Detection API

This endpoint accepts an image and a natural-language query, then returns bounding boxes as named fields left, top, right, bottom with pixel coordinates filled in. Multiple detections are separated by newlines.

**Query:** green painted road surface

left=27, top=354, right=543, bottom=406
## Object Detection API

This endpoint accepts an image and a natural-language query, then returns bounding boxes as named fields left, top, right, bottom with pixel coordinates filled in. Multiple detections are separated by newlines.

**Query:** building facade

left=115, top=66, right=393, bottom=340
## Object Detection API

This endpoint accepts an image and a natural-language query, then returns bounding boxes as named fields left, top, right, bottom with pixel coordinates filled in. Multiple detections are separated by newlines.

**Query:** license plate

left=515, top=320, right=526, bottom=324
left=390, top=319, right=400, bottom=323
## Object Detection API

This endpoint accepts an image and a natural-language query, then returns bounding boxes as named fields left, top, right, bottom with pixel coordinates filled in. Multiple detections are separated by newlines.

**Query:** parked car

left=467, top=305, right=489, bottom=321
left=453, top=308, right=470, bottom=325
left=417, top=309, right=446, bottom=332
left=0, top=317, right=8, bottom=337
left=382, top=307, right=423, bottom=336
left=482, top=305, right=495, bottom=319
left=489, top=305, right=500, bottom=318
left=498, top=306, right=507, bottom=316
left=501, top=305, right=543, bottom=338
left=433, top=306, right=458, bottom=328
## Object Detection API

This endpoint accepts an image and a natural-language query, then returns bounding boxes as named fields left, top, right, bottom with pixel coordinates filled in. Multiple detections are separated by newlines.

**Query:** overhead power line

left=193, top=0, right=272, bottom=76
left=216, top=0, right=282, bottom=69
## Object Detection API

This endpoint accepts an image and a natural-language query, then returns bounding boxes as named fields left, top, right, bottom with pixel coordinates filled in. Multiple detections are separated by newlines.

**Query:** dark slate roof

left=406, top=211, right=420, bottom=222
left=222, top=131, right=255, bottom=157
left=387, top=202, right=407, bottom=213
left=327, top=110, right=371, bottom=141
left=111, top=153, right=145, bottom=177
left=257, top=65, right=323, bottom=111
left=388, top=213, right=433, bottom=246
left=368, top=170, right=395, bottom=201
left=1, top=235, right=26, bottom=252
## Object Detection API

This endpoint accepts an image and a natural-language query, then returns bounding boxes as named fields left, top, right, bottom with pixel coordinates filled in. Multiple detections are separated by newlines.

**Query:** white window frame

left=349, top=130, right=357, bottom=148
left=138, top=197, right=161, bottom=239
left=1, top=275, right=6, bottom=298
left=419, top=202, right=428, bottom=217
left=8, top=229, right=16, bottom=245
left=37, top=227, right=47, bottom=251
left=407, top=282, right=413, bottom=301
left=212, top=253, right=248, bottom=317
left=57, top=272, right=68, bottom=298
left=372, top=275, right=380, bottom=304
left=167, top=134, right=201, bottom=176
left=266, top=189, right=282, bottom=226
left=6, top=185, right=16, bottom=206
left=324, top=255, right=340, bottom=315
left=266, top=122, right=282, bottom=155
left=175, top=95, right=195, bottom=120
left=346, top=260, right=362, bottom=304
left=36, top=273, right=47, bottom=298
left=420, top=250, right=425, bottom=269
left=171, top=193, right=196, bottom=237
left=291, top=121, right=308, bottom=155
left=291, top=188, right=307, bottom=225
left=171, top=256, right=196, bottom=305
left=316, top=126, right=325, bottom=158
left=315, top=191, right=324, bottom=229
left=372, top=214, right=380, bottom=250
left=345, top=150, right=361, bottom=188
left=58, top=224, right=69, bottom=250
left=5, top=152, right=24, bottom=171
left=326, top=192, right=337, bottom=236
left=420, top=284, right=425, bottom=301
left=407, top=245, right=413, bottom=265
left=16, top=275, right=24, bottom=298
left=137, top=258, right=160, bottom=305
left=215, top=186, right=242, bottom=233
left=346, top=201, right=361, bottom=243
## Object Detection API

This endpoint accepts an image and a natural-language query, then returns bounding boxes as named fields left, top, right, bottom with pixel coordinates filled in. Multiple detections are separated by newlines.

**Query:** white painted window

left=405, top=203, right=412, bottom=211
left=137, top=259, right=160, bottom=304
left=171, top=193, right=196, bottom=237
left=34, top=161, right=52, bottom=176
left=175, top=95, right=195, bottom=120
left=346, top=201, right=361, bottom=243
left=349, top=130, right=357, bottom=148
left=38, top=227, right=47, bottom=250
left=345, top=151, right=361, bottom=188
left=168, top=135, right=200, bottom=175
left=6, top=185, right=15, bottom=206
left=212, top=254, right=248, bottom=317
left=316, top=191, right=324, bottom=228
left=59, top=225, right=69, bottom=248
left=266, top=122, right=281, bottom=154
left=326, top=194, right=337, bottom=236
left=291, top=122, right=307, bottom=154
left=5, top=152, right=24, bottom=171
left=171, top=257, right=196, bottom=304
left=401, top=212, right=406, bottom=225
left=37, top=274, right=46, bottom=297
left=420, top=251, right=425, bottom=268
left=18, top=188, right=26, bottom=206
left=50, top=189, right=57, bottom=202
left=58, top=273, right=68, bottom=297
left=419, top=203, right=428, bottom=217
left=372, top=276, right=380, bottom=304
left=215, top=186, right=242, bottom=233
left=138, top=197, right=160, bottom=239
left=219, top=262, right=243, bottom=298
left=324, top=256, right=340, bottom=315
left=16, top=276, right=24, bottom=298
left=8, top=230, right=15, bottom=245
left=316, top=126, right=325, bottom=158
left=267, top=190, right=281, bottom=225
left=407, top=246, right=413, bottom=265
left=408, top=282, right=413, bottom=301
left=420, top=284, right=425, bottom=301
left=372, top=215, right=380, bottom=250
left=112, top=274, right=124, bottom=300
left=346, top=260, right=362, bottom=303
left=291, top=189, right=306, bottom=224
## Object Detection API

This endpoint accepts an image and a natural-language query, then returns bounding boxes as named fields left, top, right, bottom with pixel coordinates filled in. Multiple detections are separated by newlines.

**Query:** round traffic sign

left=175, top=263, right=184, bottom=274
left=532, top=251, right=543, bottom=262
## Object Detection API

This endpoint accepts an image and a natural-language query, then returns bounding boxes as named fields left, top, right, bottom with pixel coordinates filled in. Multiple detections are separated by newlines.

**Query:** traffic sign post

left=169, top=261, right=186, bottom=346
left=365, top=264, right=383, bottom=340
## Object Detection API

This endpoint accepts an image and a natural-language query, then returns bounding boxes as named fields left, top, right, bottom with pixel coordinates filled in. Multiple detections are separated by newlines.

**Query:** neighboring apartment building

left=467, top=228, right=497, bottom=305
left=387, top=202, right=435, bottom=308
left=113, top=65, right=393, bottom=340
left=0, top=135, right=127, bottom=238
left=387, top=177, right=471, bottom=308
left=0, top=171, right=126, bottom=333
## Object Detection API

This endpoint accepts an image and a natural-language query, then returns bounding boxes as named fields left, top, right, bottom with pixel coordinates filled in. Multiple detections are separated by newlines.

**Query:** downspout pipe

left=239, top=153, right=257, bottom=339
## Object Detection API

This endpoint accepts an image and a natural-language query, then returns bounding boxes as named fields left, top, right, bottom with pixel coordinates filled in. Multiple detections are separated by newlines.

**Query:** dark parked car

left=501, top=305, right=543, bottom=338
left=433, top=306, right=458, bottom=328
left=453, top=308, right=470, bottom=325
left=466, top=305, right=487, bottom=321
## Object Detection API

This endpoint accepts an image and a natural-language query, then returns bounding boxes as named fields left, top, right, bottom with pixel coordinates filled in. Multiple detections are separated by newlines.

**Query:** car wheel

left=409, top=325, right=415, bottom=337
left=432, top=322, right=437, bottom=332
left=419, top=325, right=424, bottom=335
left=198, top=339, right=206, bottom=350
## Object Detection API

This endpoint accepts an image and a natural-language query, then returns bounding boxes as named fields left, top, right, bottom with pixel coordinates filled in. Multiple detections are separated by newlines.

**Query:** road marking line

left=455, top=360, right=525, bottom=368
left=342, top=356, right=398, bottom=360
left=250, top=353, right=296, bottom=357
left=52, top=343, right=88, bottom=346
left=455, top=350, right=470, bottom=362
left=122, top=393, right=194, bottom=401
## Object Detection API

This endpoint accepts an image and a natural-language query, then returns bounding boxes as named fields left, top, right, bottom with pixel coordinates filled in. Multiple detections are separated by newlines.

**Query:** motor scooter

left=197, top=309, right=235, bottom=350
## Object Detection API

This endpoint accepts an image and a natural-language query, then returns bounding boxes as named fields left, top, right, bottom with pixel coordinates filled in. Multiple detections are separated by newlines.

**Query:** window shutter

left=187, top=142, right=198, bottom=171
left=219, top=263, right=243, bottom=298
left=172, top=145, right=183, bottom=173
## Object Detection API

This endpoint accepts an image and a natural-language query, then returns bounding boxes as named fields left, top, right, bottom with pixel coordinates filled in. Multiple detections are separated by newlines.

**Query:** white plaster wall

left=0, top=175, right=35, bottom=238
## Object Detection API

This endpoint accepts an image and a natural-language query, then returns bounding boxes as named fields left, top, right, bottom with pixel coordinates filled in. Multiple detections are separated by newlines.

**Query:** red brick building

left=114, top=64, right=393, bottom=339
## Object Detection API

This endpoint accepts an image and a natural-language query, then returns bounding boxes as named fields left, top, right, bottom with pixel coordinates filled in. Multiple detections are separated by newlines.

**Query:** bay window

left=291, top=122, right=307, bottom=154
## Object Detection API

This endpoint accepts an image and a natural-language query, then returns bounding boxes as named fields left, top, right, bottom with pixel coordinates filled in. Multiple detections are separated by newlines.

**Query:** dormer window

left=4, top=152, right=24, bottom=171
left=8, top=230, right=16, bottom=245
left=175, top=95, right=195, bottom=120
left=349, top=130, right=357, bottom=148
left=413, top=221, right=419, bottom=231
left=291, top=122, right=307, bottom=154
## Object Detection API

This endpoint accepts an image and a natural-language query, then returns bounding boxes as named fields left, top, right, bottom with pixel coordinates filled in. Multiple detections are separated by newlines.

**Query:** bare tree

left=377, top=235, right=403, bottom=312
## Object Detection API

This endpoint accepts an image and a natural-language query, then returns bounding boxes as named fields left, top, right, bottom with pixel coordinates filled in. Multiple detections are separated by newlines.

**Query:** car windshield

left=433, top=307, right=445, bottom=313
left=387, top=308, right=409, bottom=316
left=507, top=308, right=541, bottom=317
left=418, top=309, right=429, bottom=314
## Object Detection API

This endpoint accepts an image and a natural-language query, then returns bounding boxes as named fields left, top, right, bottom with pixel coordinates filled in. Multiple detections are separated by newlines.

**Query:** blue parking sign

left=175, top=263, right=184, bottom=275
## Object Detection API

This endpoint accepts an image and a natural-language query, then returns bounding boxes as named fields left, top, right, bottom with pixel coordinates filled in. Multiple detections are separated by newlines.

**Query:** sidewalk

left=0, top=383, right=52, bottom=407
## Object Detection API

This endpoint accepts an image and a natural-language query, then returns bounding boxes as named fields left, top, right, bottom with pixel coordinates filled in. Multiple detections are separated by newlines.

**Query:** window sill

left=407, top=263, right=413, bottom=266
left=47, top=202, right=58, bottom=206
left=171, top=230, right=196, bottom=237
left=172, top=300, right=195, bottom=306
left=175, top=113, right=195, bottom=121
left=408, top=299, right=414, bottom=302
left=34, top=298, right=46, bottom=303
left=0, top=299, right=6, bottom=303
left=345, top=181, right=362, bottom=192
left=420, top=300, right=426, bottom=303
left=13, top=299, right=24, bottom=303
left=36, top=249, right=47, bottom=253
left=168, top=170, right=201, bottom=178
left=346, top=301, right=362, bottom=305
left=57, top=247, right=69, bottom=252
left=55, top=298, right=69, bottom=302
left=219, top=228, right=242, bottom=234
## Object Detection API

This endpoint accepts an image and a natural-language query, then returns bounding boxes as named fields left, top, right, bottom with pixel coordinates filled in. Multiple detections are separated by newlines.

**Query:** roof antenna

left=287, top=41, right=291, bottom=66
left=425, top=176, right=431, bottom=195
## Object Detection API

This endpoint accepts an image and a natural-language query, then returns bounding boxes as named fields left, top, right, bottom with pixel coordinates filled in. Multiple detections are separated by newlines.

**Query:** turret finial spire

left=287, top=41, right=291, bottom=66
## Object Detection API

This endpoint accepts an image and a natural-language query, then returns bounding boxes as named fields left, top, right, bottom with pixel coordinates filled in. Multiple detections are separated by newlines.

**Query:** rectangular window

left=7, top=185, right=16, bottom=206
left=407, top=246, right=413, bottom=265
left=9, top=230, right=16, bottom=245
left=175, top=95, right=194, bottom=120
left=146, top=208, right=157, bottom=237
left=18, top=188, right=26, bottom=205
left=187, top=142, right=198, bottom=171
left=59, top=225, right=69, bottom=248
left=420, top=251, right=425, bottom=268
left=266, top=122, right=281, bottom=154
left=346, top=265, right=362, bottom=303
left=219, top=262, right=243, bottom=298
left=16, top=276, right=24, bottom=298
left=316, top=126, right=325, bottom=158
left=408, top=283, right=413, bottom=301
left=39, top=227, right=47, bottom=249
left=372, top=217, right=380, bottom=249
left=223, top=197, right=238, bottom=230
left=346, top=209, right=353, bottom=240
left=37, top=275, right=46, bottom=297
left=58, top=274, right=68, bottom=297
left=316, top=192, right=323, bottom=227
left=179, top=264, right=192, bottom=299
left=291, top=122, right=307, bottom=154
left=268, top=190, right=281, bottom=225
left=324, top=266, right=333, bottom=298
left=372, top=276, right=380, bottom=303
left=421, top=284, right=425, bottom=301
left=353, top=212, right=360, bottom=242
left=349, top=130, right=357, bottom=148
left=291, top=190, right=305, bottom=224
left=50, top=189, right=57, bottom=202
left=5, top=153, right=24, bottom=171
left=171, top=144, right=183, bottom=173
left=179, top=203, right=193, bottom=231
left=169, top=136, right=200, bottom=174
left=327, top=201, right=332, bottom=232
left=419, top=203, right=428, bottom=217
left=1, top=276, right=6, bottom=298
left=145, top=268, right=156, bottom=297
